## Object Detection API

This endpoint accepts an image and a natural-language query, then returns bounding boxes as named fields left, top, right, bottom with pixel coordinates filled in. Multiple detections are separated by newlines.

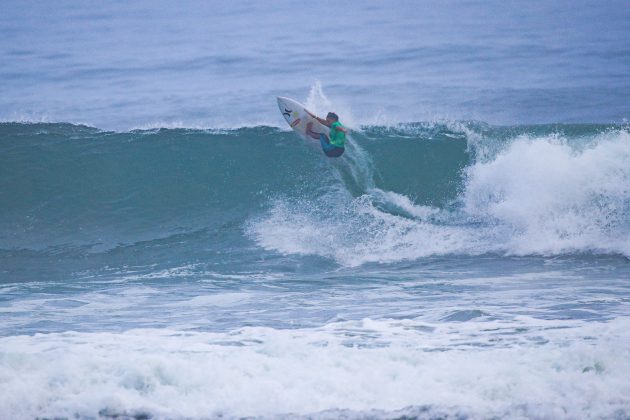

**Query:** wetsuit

left=320, top=121, right=346, bottom=157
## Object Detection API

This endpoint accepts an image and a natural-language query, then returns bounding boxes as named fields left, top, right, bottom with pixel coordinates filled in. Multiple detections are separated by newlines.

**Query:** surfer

left=305, top=111, right=347, bottom=158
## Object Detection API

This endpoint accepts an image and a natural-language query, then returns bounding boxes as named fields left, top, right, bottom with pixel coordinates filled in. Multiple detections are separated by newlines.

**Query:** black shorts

left=320, top=134, right=345, bottom=157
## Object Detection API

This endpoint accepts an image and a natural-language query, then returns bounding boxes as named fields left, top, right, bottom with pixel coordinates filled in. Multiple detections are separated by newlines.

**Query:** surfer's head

left=326, top=112, right=339, bottom=122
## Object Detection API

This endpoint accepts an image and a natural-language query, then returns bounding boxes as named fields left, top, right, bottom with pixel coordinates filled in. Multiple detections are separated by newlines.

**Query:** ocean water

left=1, top=1, right=630, bottom=419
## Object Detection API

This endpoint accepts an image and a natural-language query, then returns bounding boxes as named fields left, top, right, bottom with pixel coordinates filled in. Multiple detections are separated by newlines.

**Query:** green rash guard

left=329, top=121, right=346, bottom=148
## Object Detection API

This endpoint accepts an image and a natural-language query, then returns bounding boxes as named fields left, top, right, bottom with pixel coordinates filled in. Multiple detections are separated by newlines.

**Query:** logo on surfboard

left=283, top=107, right=301, bottom=126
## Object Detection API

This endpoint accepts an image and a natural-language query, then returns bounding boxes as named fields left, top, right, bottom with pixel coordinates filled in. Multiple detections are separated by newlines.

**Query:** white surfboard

left=277, top=97, right=329, bottom=141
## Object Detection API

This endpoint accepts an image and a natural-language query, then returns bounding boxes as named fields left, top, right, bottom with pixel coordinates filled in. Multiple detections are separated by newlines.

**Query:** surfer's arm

left=305, top=110, right=330, bottom=126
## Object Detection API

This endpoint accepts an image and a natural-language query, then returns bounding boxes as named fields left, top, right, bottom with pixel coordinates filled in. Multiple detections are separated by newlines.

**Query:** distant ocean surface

left=1, top=1, right=630, bottom=419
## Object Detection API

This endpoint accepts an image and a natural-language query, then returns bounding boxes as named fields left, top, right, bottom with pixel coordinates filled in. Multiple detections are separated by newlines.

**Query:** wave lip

left=463, top=129, right=630, bottom=257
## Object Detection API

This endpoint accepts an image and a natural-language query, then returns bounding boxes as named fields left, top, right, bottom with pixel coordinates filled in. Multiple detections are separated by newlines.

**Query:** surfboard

left=277, top=97, right=329, bottom=141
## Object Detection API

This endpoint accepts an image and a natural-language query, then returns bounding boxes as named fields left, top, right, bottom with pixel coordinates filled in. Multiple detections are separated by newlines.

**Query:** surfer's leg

left=319, top=133, right=332, bottom=150
left=306, top=122, right=321, bottom=140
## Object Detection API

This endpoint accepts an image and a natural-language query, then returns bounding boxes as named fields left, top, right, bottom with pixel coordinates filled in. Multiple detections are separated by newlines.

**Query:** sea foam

left=1, top=317, right=629, bottom=418
left=249, top=128, right=630, bottom=265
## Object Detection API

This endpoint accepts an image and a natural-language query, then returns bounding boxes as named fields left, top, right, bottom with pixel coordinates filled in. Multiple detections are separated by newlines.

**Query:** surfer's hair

left=326, top=112, right=339, bottom=121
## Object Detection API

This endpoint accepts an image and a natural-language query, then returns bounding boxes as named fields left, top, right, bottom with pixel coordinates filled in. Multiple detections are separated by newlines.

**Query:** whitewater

left=2, top=1, right=630, bottom=419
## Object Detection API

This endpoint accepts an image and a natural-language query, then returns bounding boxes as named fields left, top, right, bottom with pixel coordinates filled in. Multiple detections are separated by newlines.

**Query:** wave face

left=2, top=122, right=630, bottom=419
left=1, top=122, right=629, bottom=266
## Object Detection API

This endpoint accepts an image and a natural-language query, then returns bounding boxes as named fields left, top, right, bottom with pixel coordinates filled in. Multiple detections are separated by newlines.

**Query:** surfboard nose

left=277, top=96, right=291, bottom=113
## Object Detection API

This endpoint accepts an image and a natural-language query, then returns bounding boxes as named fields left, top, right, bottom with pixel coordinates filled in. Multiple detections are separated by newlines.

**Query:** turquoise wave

left=1, top=122, right=628, bottom=262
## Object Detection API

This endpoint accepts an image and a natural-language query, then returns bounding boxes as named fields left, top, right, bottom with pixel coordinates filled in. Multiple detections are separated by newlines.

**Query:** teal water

left=1, top=122, right=629, bottom=418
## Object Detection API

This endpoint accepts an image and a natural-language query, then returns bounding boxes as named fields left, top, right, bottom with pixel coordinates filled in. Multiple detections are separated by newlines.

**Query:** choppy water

left=2, top=0, right=630, bottom=129
left=1, top=1, right=630, bottom=419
